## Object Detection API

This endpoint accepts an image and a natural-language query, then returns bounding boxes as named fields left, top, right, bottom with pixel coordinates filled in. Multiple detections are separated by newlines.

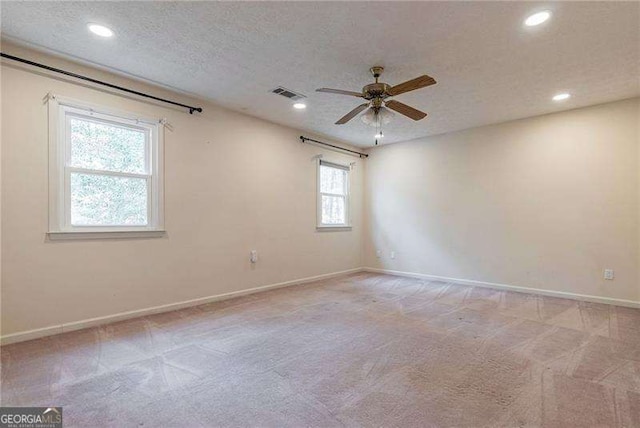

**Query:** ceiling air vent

left=271, top=86, right=306, bottom=101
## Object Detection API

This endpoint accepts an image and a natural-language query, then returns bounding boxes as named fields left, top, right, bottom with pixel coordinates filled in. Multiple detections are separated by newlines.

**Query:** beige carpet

left=2, top=272, right=640, bottom=427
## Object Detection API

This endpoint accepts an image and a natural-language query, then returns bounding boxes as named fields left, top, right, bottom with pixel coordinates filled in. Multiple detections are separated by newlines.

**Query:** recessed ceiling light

left=293, top=103, right=306, bottom=109
left=552, top=93, right=571, bottom=101
left=88, top=24, right=114, bottom=38
left=524, top=11, right=551, bottom=27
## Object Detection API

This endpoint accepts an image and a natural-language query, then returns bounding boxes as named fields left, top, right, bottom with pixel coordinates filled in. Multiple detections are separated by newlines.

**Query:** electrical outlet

left=390, top=251, right=395, bottom=259
left=250, top=250, right=258, bottom=263
left=376, top=250, right=382, bottom=258
left=604, top=269, right=614, bottom=280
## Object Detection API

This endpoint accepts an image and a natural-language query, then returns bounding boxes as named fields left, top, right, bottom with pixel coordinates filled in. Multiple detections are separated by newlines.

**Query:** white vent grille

left=271, top=86, right=306, bottom=101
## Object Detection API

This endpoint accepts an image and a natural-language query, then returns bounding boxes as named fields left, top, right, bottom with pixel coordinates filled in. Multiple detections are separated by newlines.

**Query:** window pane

left=320, top=165, right=346, bottom=195
left=321, top=195, right=346, bottom=225
left=69, top=117, right=147, bottom=174
left=70, top=173, right=148, bottom=226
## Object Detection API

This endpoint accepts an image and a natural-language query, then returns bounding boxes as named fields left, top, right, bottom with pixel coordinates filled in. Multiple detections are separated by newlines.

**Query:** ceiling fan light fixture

left=374, top=132, right=383, bottom=139
left=361, top=107, right=394, bottom=127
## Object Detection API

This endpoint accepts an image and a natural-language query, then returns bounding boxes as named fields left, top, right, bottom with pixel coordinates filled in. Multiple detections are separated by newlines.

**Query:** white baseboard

left=364, top=267, right=640, bottom=309
left=1, top=268, right=364, bottom=346
left=5, top=266, right=636, bottom=345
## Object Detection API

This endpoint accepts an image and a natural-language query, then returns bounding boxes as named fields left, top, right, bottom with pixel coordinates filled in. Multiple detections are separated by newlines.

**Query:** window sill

left=47, top=230, right=166, bottom=241
left=316, top=225, right=352, bottom=232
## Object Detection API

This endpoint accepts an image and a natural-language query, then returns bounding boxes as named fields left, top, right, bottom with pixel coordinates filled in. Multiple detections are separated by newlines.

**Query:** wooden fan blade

left=316, top=88, right=364, bottom=97
left=335, top=103, right=370, bottom=124
left=385, top=100, right=427, bottom=121
left=387, top=75, right=436, bottom=96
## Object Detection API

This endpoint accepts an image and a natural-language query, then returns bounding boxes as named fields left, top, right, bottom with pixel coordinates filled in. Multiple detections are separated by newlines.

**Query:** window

left=317, top=159, right=350, bottom=228
left=48, top=96, right=164, bottom=237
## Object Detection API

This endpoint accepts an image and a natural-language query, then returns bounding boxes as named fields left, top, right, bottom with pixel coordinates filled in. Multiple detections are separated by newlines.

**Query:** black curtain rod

left=300, top=136, right=368, bottom=158
left=1, top=52, right=203, bottom=114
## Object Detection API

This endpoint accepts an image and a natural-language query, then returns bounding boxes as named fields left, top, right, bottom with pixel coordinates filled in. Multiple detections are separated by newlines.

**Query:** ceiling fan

left=316, top=66, right=436, bottom=126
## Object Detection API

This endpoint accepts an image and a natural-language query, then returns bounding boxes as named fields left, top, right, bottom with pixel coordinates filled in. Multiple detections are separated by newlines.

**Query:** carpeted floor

left=2, top=272, right=639, bottom=427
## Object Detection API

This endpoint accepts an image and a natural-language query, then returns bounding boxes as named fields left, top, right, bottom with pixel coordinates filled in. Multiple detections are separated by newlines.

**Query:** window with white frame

left=317, top=159, right=350, bottom=228
left=48, top=96, right=164, bottom=235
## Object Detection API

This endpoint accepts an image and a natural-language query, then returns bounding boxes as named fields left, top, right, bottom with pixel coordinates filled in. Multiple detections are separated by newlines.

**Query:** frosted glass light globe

left=361, top=107, right=394, bottom=127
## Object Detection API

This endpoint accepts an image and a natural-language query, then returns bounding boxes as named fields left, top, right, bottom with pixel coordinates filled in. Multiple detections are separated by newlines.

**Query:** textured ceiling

left=1, top=1, right=638, bottom=147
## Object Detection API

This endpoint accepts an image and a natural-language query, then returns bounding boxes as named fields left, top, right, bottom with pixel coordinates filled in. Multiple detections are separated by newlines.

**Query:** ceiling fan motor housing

left=364, top=66, right=389, bottom=99
left=363, top=83, right=391, bottom=100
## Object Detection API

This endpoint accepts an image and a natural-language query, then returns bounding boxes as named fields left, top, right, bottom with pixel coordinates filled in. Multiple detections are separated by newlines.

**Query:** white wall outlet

left=604, top=269, right=614, bottom=280
left=390, top=251, right=395, bottom=259
left=250, top=250, right=258, bottom=264
left=376, top=250, right=382, bottom=258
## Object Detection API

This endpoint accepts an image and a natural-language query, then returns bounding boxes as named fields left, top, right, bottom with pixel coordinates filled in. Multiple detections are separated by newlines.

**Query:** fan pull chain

left=374, top=114, right=383, bottom=145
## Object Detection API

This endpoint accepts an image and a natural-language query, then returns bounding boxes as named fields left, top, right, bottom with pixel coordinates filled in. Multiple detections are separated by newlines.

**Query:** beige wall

left=0, top=57, right=3, bottom=335
left=2, top=44, right=638, bottom=340
left=1, top=47, right=363, bottom=337
left=637, top=99, right=640, bottom=296
left=364, top=98, right=640, bottom=302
